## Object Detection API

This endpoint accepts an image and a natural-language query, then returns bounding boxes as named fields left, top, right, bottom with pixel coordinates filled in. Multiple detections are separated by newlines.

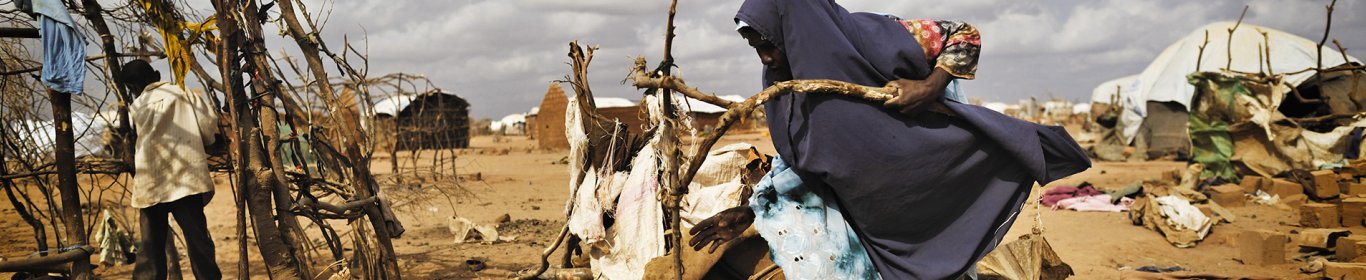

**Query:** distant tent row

left=1090, top=22, right=1362, bottom=160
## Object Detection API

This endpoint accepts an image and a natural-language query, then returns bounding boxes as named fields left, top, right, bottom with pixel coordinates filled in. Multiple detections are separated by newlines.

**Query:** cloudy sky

left=267, top=0, right=1365, bottom=119
left=55, top=0, right=1366, bottom=118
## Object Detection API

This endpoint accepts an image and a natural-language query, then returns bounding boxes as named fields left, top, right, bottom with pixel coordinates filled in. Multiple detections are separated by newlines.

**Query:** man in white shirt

left=121, top=60, right=222, bottom=280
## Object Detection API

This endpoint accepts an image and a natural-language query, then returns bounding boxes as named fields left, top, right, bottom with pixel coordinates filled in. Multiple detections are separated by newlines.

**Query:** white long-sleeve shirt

left=129, top=82, right=219, bottom=208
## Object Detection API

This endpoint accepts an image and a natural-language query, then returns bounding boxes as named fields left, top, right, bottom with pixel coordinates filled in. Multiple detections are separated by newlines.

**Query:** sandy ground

left=0, top=131, right=1326, bottom=279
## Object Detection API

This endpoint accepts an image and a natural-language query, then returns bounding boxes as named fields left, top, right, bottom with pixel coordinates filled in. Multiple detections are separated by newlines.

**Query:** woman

left=688, top=0, right=1091, bottom=279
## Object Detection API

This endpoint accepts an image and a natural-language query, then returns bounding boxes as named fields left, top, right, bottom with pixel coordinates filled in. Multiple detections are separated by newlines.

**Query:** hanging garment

left=33, top=0, right=86, bottom=94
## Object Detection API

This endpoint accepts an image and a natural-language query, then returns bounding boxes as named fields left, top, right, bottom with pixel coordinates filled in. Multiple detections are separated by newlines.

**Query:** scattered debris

left=1302, top=256, right=1327, bottom=274
left=1136, top=266, right=1186, bottom=273
left=976, top=232, right=1074, bottom=280
left=1298, top=228, right=1350, bottom=251
left=449, top=216, right=516, bottom=244
left=1130, top=195, right=1213, bottom=247
left=465, top=259, right=487, bottom=272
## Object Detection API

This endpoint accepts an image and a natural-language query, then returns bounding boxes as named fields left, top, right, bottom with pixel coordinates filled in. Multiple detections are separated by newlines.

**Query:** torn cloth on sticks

left=33, top=0, right=86, bottom=94
left=563, top=93, right=767, bottom=280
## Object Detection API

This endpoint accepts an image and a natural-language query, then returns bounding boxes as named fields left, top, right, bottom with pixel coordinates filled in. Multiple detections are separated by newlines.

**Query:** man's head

left=738, top=27, right=789, bottom=76
left=118, top=59, right=160, bottom=94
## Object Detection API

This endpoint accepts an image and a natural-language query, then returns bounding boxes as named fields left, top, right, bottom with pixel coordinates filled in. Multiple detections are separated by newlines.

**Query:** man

left=121, top=59, right=222, bottom=280
left=689, top=0, right=1091, bottom=279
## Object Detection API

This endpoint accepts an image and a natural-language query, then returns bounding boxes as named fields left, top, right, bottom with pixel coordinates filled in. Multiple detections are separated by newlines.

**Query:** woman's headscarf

left=736, top=0, right=929, bottom=88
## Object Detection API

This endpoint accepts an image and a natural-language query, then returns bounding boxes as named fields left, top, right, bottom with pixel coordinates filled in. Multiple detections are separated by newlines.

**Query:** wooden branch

left=1333, top=39, right=1352, bottom=68
left=1226, top=5, right=1247, bottom=70
left=1317, top=0, right=1337, bottom=75
left=630, top=58, right=737, bottom=109
left=641, top=76, right=897, bottom=205
left=80, top=0, right=137, bottom=165
left=1292, top=113, right=1361, bottom=123
left=517, top=225, right=570, bottom=280
left=0, top=246, right=93, bottom=272
left=0, top=27, right=39, bottom=38
left=46, top=89, right=93, bottom=279
left=0, top=52, right=166, bottom=76
left=0, top=171, right=57, bottom=181
left=1196, top=30, right=1209, bottom=72
left=297, top=195, right=376, bottom=215
left=1262, top=31, right=1273, bottom=75
left=660, top=2, right=683, bottom=277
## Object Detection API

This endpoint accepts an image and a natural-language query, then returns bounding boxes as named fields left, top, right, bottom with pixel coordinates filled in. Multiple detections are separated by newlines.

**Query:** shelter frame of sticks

left=0, top=0, right=474, bottom=279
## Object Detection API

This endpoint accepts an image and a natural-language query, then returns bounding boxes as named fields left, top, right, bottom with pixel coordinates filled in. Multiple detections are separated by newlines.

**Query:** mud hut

left=372, top=91, right=471, bottom=150
left=528, top=83, right=646, bottom=150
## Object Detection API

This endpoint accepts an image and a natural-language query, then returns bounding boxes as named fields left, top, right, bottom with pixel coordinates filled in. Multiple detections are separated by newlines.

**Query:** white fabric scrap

left=1154, top=195, right=1212, bottom=240
left=93, top=209, right=134, bottom=265
left=448, top=216, right=515, bottom=244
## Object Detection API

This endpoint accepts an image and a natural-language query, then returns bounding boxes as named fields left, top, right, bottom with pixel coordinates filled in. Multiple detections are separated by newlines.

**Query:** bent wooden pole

left=0, top=246, right=94, bottom=273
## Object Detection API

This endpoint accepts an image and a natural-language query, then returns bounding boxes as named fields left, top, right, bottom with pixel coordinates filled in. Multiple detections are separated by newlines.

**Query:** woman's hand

left=884, top=68, right=953, bottom=116
left=689, top=206, right=755, bottom=253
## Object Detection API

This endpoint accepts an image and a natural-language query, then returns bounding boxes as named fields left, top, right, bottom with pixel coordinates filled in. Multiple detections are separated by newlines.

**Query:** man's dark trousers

left=134, top=193, right=220, bottom=280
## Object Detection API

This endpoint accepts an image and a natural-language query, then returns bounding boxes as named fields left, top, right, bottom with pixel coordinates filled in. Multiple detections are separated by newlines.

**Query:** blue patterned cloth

left=750, top=156, right=880, bottom=280
left=944, top=79, right=966, bottom=103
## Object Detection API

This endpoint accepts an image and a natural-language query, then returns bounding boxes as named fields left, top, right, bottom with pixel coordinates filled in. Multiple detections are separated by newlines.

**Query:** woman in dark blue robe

left=689, top=0, right=1091, bottom=279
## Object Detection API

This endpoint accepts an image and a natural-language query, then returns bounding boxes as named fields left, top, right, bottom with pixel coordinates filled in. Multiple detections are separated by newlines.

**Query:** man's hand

left=689, top=206, right=755, bottom=253
left=884, top=68, right=953, bottom=116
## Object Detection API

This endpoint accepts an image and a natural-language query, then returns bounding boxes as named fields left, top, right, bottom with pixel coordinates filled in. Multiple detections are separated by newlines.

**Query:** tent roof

left=370, top=91, right=462, bottom=117
left=499, top=113, right=526, bottom=124
left=1103, top=22, right=1361, bottom=146
left=593, top=97, right=637, bottom=109
left=1130, top=21, right=1359, bottom=109
left=1091, top=75, right=1139, bottom=104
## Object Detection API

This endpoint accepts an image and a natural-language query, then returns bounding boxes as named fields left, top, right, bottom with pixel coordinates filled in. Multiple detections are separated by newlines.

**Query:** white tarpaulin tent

left=1091, top=75, right=1139, bottom=104
left=490, top=113, right=527, bottom=135
left=1110, top=21, right=1360, bottom=145
left=16, top=110, right=117, bottom=158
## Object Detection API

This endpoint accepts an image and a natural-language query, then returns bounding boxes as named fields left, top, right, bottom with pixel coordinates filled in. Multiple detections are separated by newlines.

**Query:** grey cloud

left=145, top=0, right=1366, bottom=118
